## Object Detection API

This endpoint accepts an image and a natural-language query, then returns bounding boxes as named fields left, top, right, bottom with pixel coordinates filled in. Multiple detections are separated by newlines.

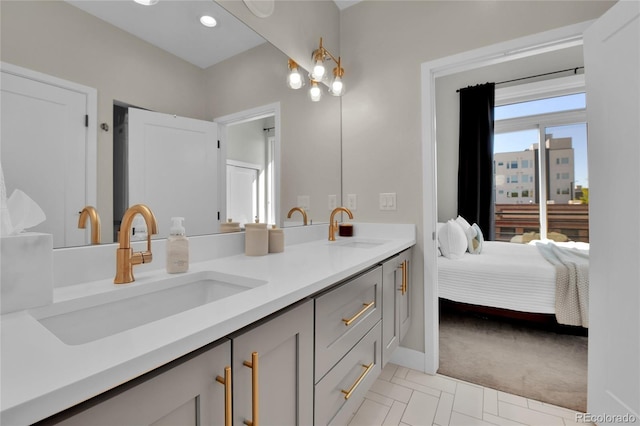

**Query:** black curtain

left=457, top=83, right=495, bottom=240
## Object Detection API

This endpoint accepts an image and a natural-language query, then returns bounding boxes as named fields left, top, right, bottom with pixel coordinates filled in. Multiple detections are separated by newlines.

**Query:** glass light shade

left=287, top=68, right=303, bottom=89
left=309, top=82, right=322, bottom=102
left=329, top=76, right=344, bottom=96
left=311, top=59, right=326, bottom=82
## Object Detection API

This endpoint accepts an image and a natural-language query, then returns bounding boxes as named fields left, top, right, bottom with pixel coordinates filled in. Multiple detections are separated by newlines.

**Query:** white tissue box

left=1, top=232, right=53, bottom=314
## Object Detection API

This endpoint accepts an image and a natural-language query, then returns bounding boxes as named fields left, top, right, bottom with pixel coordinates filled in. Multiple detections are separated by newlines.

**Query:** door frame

left=0, top=61, right=97, bottom=245
left=419, top=21, right=594, bottom=374
left=215, top=102, right=281, bottom=226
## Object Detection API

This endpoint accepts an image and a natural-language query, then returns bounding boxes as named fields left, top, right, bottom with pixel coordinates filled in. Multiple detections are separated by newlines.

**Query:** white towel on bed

left=535, top=242, right=589, bottom=327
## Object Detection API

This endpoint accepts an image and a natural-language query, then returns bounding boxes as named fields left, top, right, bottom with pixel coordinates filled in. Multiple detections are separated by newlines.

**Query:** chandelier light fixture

left=286, top=37, right=345, bottom=100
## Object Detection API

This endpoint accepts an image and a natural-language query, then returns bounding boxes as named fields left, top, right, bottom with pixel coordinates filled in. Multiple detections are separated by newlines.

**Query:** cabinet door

left=54, top=340, right=231, bottom=426
left=381, top=255, right=400, bottom=366
left=398, top=248, right=412, bottom=340
left=232, top=300, right=313, bottom=426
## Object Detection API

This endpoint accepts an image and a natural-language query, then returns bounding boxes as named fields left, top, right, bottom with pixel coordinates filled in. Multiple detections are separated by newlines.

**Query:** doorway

left=215, top=103, right=281, bottom=228
left=420, top=21, right=593, bottom=375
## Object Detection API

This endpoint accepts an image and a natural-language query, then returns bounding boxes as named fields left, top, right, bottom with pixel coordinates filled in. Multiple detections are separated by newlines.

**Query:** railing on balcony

left=494, top=203, right=589, bottom=243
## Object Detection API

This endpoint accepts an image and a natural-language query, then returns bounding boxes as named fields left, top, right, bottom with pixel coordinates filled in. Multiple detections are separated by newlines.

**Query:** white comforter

left=438, top=241, right=558, bottom=314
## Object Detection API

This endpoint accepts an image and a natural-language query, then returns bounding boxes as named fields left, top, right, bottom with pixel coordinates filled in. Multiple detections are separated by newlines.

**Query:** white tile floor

left=348, top=363, right=593, bottom=426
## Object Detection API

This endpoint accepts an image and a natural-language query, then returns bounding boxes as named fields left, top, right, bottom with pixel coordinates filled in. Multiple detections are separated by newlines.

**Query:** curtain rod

left=456, top=66, right=584, bottom=93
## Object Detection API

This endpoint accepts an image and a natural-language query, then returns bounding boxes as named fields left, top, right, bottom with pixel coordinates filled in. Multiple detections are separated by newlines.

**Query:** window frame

left=494, top=74, right=587, bottom=240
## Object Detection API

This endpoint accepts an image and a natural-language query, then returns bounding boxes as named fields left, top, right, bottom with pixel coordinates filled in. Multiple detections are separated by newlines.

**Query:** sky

left=493, top=93, right=588, bottom=188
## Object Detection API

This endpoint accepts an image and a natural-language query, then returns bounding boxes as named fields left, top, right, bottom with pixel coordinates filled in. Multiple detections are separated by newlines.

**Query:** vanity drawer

left=315, top=266, right=382, bottom=381
left=314, top=321, right=382, bottom=426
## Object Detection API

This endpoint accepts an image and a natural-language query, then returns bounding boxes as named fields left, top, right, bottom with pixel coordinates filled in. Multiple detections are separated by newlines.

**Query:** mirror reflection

left=0, top=0, right=341, bottom=248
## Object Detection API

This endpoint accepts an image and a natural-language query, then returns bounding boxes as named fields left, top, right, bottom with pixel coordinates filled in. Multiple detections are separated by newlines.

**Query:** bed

left=438, top=234, right=589, bottom=328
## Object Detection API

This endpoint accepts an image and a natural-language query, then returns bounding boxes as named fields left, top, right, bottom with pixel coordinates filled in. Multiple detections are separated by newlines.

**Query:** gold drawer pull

left=341, top=363, right=374, bottom=400
left=342, top=301, right=375, bottom=326
left=215, top=366, right=232, bottom=426
left=243, top=352, right=259, bottom=426
left=398, top=260, right=408, bottom=295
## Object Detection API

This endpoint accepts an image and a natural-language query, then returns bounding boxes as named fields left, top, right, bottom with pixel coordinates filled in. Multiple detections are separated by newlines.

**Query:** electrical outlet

left=328, top=194, right=337, bottom=210
left=347, top=194, right=357, bottom=211
left=379, top=193, right=397, bottom=211
left=297, top=195, right=310, bottom=210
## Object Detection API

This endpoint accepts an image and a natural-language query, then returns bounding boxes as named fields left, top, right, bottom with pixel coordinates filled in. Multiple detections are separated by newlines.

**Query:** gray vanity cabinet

left=52, top=339, right=231, bottom=426
left=314, top=267, right=383, bottom=426
left=231, top=299, right=314, bottom=426
left=382, top=248, right=412, bottom=366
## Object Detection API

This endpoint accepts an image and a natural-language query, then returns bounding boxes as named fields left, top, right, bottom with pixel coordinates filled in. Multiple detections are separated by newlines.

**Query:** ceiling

left=65, top=0, right=266, bottom=69
left=66, top=0, right=360, bottom=69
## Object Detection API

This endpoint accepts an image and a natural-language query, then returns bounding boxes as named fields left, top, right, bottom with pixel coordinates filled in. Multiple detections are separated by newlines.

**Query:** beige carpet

left=438, top=308, right=588, bottom=412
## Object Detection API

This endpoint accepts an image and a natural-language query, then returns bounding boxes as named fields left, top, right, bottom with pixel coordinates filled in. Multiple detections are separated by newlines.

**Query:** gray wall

left=340, top=0, right=615, bottom=353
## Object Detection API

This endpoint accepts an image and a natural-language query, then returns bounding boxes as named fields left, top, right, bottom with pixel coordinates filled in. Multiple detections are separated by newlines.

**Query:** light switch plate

left=347, top=194, right=357, bottom=211
left=328, top=194, right=337, bottom=210
left=297, top=195, right=310, bottom=210
left=379, top=193, right=397, bottom=211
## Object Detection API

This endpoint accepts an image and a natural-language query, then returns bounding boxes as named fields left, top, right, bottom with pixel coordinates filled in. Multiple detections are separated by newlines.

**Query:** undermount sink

left=29, top=271, right=266, bottom=345
left=331, top=238, right=388, bottom=249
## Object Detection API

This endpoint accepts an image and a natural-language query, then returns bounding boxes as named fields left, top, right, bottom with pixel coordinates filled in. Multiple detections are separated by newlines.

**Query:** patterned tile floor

left=348, top=363, right=593, bottom=426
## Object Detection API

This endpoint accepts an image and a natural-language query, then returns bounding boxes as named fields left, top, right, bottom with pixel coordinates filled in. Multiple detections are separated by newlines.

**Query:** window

left=494, top=86, right=589, bottom=243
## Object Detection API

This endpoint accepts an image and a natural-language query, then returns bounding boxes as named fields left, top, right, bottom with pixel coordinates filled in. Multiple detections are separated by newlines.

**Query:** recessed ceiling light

left=134, top=0, right=159, bottom=5
left=200, top=15, right=217, bottom=28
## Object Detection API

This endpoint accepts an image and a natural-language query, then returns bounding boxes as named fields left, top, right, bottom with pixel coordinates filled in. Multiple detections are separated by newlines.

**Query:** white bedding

left=438, top=241, right=557, bottom=314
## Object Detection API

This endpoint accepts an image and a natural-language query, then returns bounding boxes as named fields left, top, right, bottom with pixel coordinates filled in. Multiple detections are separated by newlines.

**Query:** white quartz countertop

left=1, top=224, right=415, bottom=425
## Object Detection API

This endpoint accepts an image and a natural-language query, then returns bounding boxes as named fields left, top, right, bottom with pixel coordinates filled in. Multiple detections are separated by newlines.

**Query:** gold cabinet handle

left=398, top=260, right=408, bottom=295
left=341, top=363, right=374, bottom=400
left=342, top=301, right=375, bottom=326
left=243, top=352, right=259, bottom=426
left=215, top=366, right=232, bottom=426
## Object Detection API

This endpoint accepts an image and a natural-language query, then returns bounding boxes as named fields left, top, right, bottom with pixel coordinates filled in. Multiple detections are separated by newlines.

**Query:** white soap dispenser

left=166, top=217, right=189, bottom=273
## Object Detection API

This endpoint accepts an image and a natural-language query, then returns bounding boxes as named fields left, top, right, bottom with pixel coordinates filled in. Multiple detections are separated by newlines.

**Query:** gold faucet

left=287, top=207, right=308, bottom=225
left=78, top=206, right=101, bottom=245
left=328, top=207, right=354, bottom=241
left=114, top=204, right=158, bottom=284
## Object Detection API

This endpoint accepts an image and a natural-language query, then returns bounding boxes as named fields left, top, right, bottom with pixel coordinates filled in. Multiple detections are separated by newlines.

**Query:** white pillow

left=438, top=219, right=468, bottom=259
left=466, top=223, right=484, bottom=254
left=455, top=215, right=471, bottom=234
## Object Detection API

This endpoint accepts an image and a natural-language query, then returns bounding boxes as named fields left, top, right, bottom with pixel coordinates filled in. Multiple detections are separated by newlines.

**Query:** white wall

left=340, top=0, right=615, bottom=354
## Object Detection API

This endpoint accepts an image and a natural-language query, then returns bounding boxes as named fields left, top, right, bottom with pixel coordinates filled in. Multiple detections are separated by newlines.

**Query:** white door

left=127, top=108, right=218, bottom=238
left=226, top=163, right=258, bottom=227
left=584, top=0, right=640, bottom=419
left=1, top=66, right=95, bottom=248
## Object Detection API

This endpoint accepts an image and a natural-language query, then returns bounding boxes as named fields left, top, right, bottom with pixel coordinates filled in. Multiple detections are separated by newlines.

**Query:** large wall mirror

left=1, top=0, right=341, bottom=248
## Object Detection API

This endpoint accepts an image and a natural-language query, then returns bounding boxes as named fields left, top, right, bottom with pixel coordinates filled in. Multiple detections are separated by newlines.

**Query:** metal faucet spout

left=287, top=207, right=308, bottom=225
left=328, top=207, right=354, bottom=241
left=78, top=205, right=101, bottom=245
left=114, top=204, right=158, bottom=284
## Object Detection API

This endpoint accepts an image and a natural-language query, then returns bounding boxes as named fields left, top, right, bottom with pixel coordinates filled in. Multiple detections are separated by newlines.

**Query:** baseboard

left=389, top=346, right=427, bottom=373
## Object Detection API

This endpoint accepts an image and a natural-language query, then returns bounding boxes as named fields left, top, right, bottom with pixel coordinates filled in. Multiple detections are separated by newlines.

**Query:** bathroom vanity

left=0, top=223, right=415, bottom=425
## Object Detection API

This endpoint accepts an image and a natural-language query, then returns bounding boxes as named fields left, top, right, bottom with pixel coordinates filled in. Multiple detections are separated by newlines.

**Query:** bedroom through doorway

left=433, top=40, right=590, bottom=412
